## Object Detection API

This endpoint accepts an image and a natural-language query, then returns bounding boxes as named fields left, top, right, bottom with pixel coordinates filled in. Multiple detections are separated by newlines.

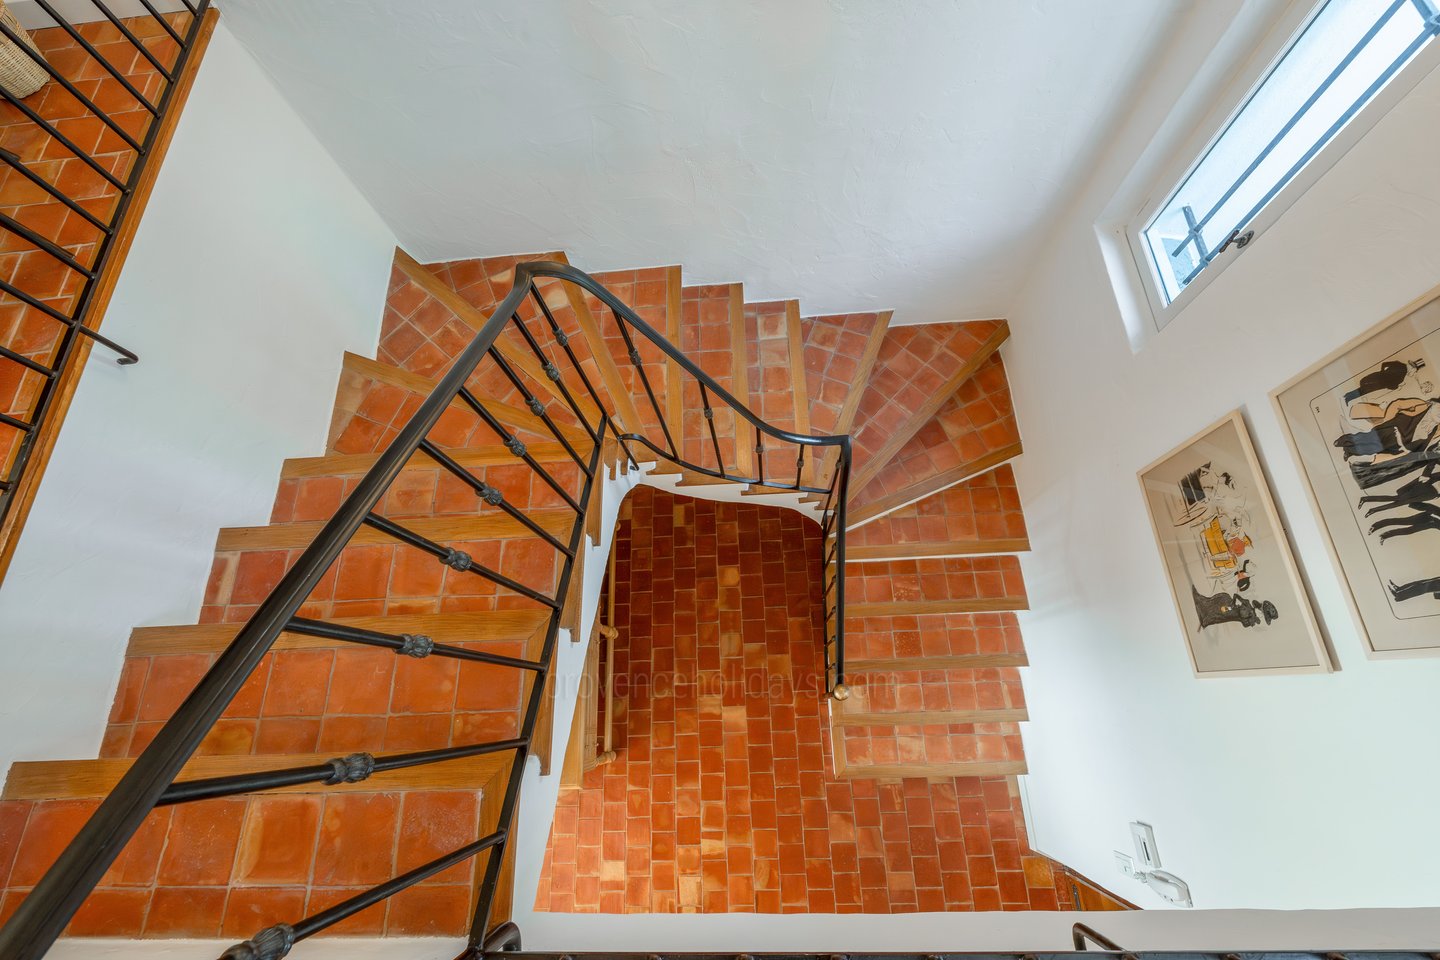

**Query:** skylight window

left=1140, top=0, right=1440, bottom=305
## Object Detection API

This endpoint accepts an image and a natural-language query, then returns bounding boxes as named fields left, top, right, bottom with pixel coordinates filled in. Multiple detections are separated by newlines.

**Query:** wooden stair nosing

left=844, top=597, right=1029, bottom=617
left=281, top=442, right=574, bottom=481
left=3, top=752, right=510, bottom=801
left=727, top=284, right=754, bottom=476
left=127, top=610, right=551, bottom=658
left=783, top=301, right=815, bottom=486
left=670, top=470, right=732, bottom=488
left=739, top=482, right=811, bottom=498
left=215, top=510, right=574, bottom=552
left=830, top=310, right=894, bottom=439
left=847, top=441, right=1024, bottom=530
left=834, top=706, right=1029, bottom=727
left=847, top=537, right=1030, bottom=562
left=393, top=249, right=603, bottom=426
left=664, top=265, right=684, bottom=443
left=561, top=278, right=647, bottom=438
left=811, top=310, right=893, bottom=488
left=341, top=352, right=588, bottom=445
left=850, top=320, right=1010, bottom=493
left=835, top=760, right=1028, bottom=780
left=845, top=652, right=1029, bottom=671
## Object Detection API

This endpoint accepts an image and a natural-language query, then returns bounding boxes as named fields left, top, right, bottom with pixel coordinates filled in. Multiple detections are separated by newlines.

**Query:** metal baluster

left=611, top=308, right=678, bottom=457
left=0, top=412, right=35, bottom=433
left=526, top=285, right=644, bottom=472
left=0, top=346, right=56, bottom=378
left=30, top=0, right=160, bottom=113
left=698, top=381, right=725, bottom=474
left=0, top=150, right=114, bottom=233
left=0, top=19, right=145, bottom=152
left=466, top=423, right=603, bottom=949
left=505, top=310, right=599, bottom=443
left=284, top=617, right=545, bottom=672
left=162, top=739, right=527, bottom=805
left=226, top=832, right=508, bottom=957
left=0, top=278, right=137, bottom=363
left=455, top=387, right=585, bottom=511
left=0, top=89, right=127, bottom=190
left=361, top=513, right=560, bottom=608
left=486, top=347, right=591, bottom=473
left=0, top=210, right=96, bottom=278
left=754, top=426, right=764, bottom=487
left=88, top=0, right=177, bottom=80
left=794, top=446, right=804, bottom=490
left=417, top=438, right=573, bottom=555
left=134, top=0, right=187, bottom=45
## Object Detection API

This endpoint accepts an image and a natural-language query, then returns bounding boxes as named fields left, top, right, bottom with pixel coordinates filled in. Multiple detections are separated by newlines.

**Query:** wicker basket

left=0, top=1, right=49, bottom=99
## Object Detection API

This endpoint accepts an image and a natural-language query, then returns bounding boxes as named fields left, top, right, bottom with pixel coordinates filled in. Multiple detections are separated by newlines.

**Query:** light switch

left=1130, top=821, right=1160, bottom=868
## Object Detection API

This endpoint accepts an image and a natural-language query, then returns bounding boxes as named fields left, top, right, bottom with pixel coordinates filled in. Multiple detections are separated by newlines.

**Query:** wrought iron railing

left=0, top=260, right=849, bottom=959
left=0, top=0, right=212, bottom=535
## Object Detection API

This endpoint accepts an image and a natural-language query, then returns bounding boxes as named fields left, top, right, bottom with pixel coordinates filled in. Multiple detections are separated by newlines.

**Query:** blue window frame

left=1140, top=0, right=1440, bottom=305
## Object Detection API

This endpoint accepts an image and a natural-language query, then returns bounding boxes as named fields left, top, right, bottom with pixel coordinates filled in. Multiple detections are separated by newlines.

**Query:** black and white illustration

left=1314, top=344, right=1440, bottom=619
left=1275, top=289, right=1440, bottom=657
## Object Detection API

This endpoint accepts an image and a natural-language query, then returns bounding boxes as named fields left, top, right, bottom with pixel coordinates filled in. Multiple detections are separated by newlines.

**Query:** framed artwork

left=1273, top=285, right=1440, bottom=658
left=1138, top=411, right=1330, bottom=677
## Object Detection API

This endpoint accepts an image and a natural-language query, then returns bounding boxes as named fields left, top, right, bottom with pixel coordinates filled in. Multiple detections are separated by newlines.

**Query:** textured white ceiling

left=218, top=0, right=1184, bottom=322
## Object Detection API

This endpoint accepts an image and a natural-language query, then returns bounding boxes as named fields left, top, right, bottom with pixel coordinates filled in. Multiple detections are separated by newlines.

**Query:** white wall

left=0, top=20, right=396, bottom=776
left=1006, top=0, right=1440, bottom=915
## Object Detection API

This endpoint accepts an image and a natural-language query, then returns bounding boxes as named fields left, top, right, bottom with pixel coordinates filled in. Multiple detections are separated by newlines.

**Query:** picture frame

left=1138, top=410, right=1330, bottom=677
left=1272, top=283, right=1440, bottom=659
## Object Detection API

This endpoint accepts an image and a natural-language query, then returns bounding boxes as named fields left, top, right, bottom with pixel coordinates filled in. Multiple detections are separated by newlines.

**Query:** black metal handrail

left=0, top=1, right=212, bottom=528
left=0, top=258, right=850, bottom=959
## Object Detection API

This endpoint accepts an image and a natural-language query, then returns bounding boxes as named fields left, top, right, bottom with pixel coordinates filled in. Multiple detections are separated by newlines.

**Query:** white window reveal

left=1137, top=0, right=1440, bottom=312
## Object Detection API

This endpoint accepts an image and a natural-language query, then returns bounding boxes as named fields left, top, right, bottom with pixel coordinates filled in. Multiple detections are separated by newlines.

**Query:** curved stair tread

left=847, top=319, right=1010, bottom=494
left=214, top=510, right=574, bottom=551
left=847, top=442, right=1023, bottom=529
left=848, top=352, right=1021, bottom=524
left=846, top=461, right=1028, bottom=559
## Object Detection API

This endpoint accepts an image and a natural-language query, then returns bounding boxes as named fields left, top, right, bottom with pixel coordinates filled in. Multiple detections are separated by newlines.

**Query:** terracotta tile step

left=842, top=611, right=1026, bottom=662
left=3, top=752, right=510, bottom=801
left=842, top=556, right=1028, bottom=615
left=848, top=463, right=1026, bottom=548
left=0, top=776, right=503, bottom=937
left=214, top=511, right=575, bottom=552
left=847, top=319, right=1010, bottom=494
left=393, top=249, right=603, bottom=426
left=125, top=610, right=551, bottom=658
left=846, top=442, right=1023, bottom=527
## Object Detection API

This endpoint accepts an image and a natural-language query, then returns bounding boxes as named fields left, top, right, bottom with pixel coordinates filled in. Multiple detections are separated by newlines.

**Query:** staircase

left=0, top=246, right=1030, bottom=954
